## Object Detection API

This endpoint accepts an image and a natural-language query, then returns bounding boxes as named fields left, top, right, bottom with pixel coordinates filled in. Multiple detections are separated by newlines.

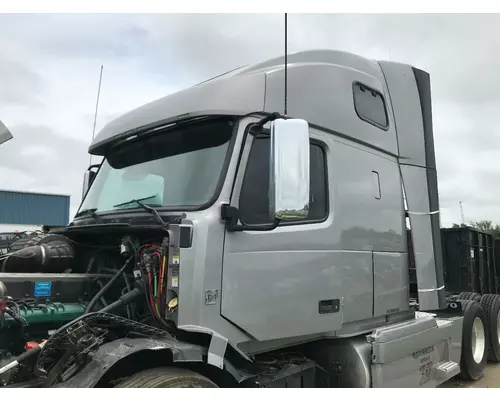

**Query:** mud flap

left=369, top=312, right=463, bottom=387
left=208, top=332, right=228, bottom=369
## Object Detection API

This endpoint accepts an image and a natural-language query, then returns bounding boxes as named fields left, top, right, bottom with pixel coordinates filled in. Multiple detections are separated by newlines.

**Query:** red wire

left=140, top=244, right=161, bottom=258
left=142, top=244, right=164, bottom=321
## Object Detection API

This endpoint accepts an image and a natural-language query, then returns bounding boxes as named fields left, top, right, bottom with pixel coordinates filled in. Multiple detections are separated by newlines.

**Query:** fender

left=54, top=337, right=253, bottom=388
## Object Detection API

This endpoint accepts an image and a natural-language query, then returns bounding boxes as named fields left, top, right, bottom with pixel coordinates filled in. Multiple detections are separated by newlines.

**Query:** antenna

left=89, top=65, right=104, bottom=166
left=284, top=13, right=288, bottom=116
left=459, top=201, right=465, bottom=226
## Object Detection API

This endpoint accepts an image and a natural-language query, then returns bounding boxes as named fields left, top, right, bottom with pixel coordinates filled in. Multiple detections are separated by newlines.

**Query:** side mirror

left=0, top=120, right=13, bottom=146
left=269, top=118, right=310, bottom=221
left=82, top=165, right=99, bottom=198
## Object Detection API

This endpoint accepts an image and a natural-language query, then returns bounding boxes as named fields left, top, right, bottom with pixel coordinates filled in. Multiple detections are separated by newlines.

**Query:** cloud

left=0, top=59, right=45, bottom=107
left=0, top=13, right=499, bottom=227
left=0, top=123, right=88, bottom=189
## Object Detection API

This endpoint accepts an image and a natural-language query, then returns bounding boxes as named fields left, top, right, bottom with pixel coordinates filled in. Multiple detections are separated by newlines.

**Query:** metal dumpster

left=441, top=227, right=497, bottom=295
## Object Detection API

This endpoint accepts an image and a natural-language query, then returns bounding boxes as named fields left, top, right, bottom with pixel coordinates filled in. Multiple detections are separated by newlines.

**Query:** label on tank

left=34, top=282, right=52, bottom=297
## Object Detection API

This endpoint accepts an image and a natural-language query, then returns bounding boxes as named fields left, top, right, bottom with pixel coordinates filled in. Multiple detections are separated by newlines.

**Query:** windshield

left=79, top=118, right=235, bottom=214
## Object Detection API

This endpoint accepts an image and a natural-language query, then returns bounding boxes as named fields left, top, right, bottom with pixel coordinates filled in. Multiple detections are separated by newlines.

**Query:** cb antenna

left=89, top=65, right=104, bottom=166
left=459, top=201, right=465, bottom=226
left=284, top=13, right=288, bottom=116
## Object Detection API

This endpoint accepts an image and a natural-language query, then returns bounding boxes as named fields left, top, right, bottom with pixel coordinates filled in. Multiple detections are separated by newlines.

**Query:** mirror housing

left=82, top=165, right=99, bottom=198
left=0, top=120, right=13, bottom=146
left=269, top=118, right=310, bottom=221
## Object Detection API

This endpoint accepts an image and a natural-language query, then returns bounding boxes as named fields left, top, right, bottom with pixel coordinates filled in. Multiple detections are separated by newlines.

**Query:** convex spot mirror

left=82, top=164, right=99, bottom=199
left=269, top=118, right=310, bottom=221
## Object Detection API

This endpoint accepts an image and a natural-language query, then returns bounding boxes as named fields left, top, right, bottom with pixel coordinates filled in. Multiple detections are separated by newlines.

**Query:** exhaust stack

left=379, top=61, right=446, bottom=311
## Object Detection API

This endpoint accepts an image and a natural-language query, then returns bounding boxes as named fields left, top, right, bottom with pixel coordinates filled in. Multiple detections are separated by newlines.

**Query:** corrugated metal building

left=0, top=190, right=70, bottom=231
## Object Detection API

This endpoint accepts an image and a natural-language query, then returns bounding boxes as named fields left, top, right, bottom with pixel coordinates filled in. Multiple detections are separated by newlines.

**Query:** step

left=436, top=361, right=460, bottom=380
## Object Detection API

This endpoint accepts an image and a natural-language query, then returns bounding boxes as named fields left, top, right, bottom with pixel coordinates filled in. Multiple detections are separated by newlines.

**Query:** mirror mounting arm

left=221, top=204, right=280, bottom=232
left=88, top=164, right=100, bottom=171
left=254, top=112, right=282, bottom=128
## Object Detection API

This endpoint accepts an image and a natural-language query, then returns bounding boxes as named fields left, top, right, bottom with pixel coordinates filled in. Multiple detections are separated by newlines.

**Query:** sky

left=0, top=13, right=499, bottom=226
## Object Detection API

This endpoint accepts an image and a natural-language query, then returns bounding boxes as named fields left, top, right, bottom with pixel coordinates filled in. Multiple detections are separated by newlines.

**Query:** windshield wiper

left=75, top=208, right=99, bottom=219
left=113, top=196, right=167, bottom=229
left=113, top=195, right=158, bottom=209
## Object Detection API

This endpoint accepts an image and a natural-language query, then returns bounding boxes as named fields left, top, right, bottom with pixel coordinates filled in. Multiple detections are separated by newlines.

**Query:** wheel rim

left=472, top=317, right=486, bottom=363
left=497, top=309, right=500, bottom=346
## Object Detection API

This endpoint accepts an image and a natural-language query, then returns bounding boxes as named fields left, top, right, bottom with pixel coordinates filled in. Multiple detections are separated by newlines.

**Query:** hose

left=85, top=256, right=95, bottom=273
left=0, top=342, right=45, bottom=376
left=84, top=257, right=133, bottom=314
left=121, top=287, right=132, bottom=319
left=3, top=308, right=28, bottom=342
left=6, top=300, right=20, bottom=316
left=96, top=280, right=109, bottom=307
left=98, top=288, right=143, bottom=314
left=4, top=308, right=27, bottom=328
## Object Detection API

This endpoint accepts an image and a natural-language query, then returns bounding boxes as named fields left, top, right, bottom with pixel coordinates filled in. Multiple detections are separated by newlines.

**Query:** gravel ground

left=440, top=362, right=500, bottom=388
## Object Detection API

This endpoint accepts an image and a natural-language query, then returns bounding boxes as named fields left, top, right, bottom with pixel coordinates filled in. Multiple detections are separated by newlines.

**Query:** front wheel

left=114, top=367, right=218, bottom=388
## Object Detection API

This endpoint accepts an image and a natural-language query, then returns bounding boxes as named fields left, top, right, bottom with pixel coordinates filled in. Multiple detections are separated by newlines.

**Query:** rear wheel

left=458, top=292, right=482, bottom=302
left=459, top=300, right=487, bottom=381
left=480, top=294, right=500, bottom=362
left=114, top=367, right=218, bottom=388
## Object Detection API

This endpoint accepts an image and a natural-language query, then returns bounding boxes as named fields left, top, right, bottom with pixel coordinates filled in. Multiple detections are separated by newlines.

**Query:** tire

left=458, top=292, right=482, bottom=302
left=459, top=300, right=488, bottom=381
left=480, top=294, right=500, bottom=362
left=114, top=367, right=218, bottom=388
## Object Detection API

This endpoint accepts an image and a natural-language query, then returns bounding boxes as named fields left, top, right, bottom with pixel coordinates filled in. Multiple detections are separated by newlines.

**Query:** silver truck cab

left=72, top=49, right=467, bottom=387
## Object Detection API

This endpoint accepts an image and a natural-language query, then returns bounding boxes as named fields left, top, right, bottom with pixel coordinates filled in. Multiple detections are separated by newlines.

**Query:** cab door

left=220, top=129, right=344, bottom=342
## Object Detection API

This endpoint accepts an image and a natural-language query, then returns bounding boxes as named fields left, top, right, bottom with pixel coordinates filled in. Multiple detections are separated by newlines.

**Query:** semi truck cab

left=0, top=50, right=492, bottom=388
left=79, top=49, right=443, bottom=345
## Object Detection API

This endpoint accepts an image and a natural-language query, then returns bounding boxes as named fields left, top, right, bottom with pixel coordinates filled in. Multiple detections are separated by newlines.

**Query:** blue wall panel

left=0, top=190, right=70, bottom=226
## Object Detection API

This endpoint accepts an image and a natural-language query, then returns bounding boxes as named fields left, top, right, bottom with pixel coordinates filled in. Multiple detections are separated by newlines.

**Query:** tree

left=468, top=220, right=500, bottom=240
left=471, top=220, right=493, bottom=231
left=493, top=225, right=500, bottom=240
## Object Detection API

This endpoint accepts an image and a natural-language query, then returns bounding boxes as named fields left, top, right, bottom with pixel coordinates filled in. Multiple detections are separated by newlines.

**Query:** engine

left=0, top=230, right=181, bottom=387
left=0, top=235, right=106, bottom=378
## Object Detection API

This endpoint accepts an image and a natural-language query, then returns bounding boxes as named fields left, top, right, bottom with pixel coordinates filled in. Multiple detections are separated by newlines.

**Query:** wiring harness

left=137, top=240, right=170, bottom=327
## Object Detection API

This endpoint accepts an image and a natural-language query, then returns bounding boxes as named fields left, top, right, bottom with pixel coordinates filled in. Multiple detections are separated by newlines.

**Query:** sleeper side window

left=353, top=82, right=389, bottom=129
